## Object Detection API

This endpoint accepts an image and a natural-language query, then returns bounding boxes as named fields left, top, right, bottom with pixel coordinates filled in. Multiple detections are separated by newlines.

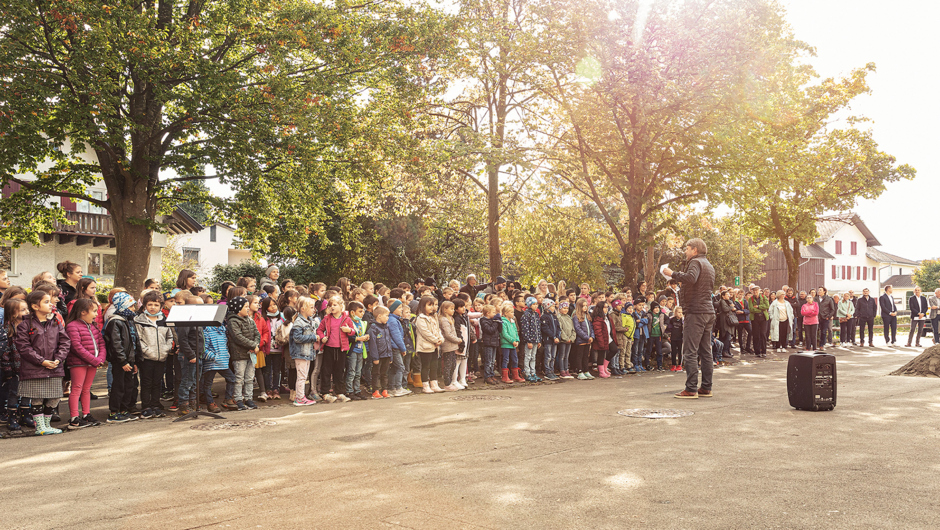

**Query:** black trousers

left=751, top=318, right=767, bottom=355
left=371, top=357, right=391, bottom=392
left=109, top=367, right=137, bottom=414
left=883, top=315, right=897, bottom=343
left=139, top=359, right=166, bottom=410
left=857, top=317, right=874, bottom=345
left=320, top=346, right=347, bottom=395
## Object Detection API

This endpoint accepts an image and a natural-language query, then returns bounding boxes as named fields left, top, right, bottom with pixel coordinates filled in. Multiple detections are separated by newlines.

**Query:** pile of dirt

left=890, top=344, right=940, bottom=377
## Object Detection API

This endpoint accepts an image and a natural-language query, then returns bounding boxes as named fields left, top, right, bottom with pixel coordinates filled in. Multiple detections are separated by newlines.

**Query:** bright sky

left=781, top=0, right=939, bottom=260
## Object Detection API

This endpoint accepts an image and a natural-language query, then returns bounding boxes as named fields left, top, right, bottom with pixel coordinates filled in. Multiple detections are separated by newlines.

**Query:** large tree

left=723, top=62, right=915, bottom=289
left=0, top=0, right=450, bottom=288
left=528, top=0, right=788, bottom=287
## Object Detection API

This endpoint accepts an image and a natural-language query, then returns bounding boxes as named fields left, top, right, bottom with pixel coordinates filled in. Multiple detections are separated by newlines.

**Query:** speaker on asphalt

left=787, top=352, right=837, bottom=411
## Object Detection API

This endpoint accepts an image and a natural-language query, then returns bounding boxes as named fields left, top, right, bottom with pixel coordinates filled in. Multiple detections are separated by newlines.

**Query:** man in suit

left=855, top=288, right=877, bottom=347
left=929, top=288, right=940, bottom=344
left=880, top=285, right=898, bottom=345
left=907, top=287, right=928, bottom=348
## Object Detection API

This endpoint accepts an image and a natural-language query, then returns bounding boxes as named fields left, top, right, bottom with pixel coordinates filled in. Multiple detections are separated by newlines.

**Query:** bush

left=207, top=262, right=322, bottom=293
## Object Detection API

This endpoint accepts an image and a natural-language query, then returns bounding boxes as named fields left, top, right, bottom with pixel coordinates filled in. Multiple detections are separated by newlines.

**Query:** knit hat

left=266, top=265, right=279, bottom=277
left=425, top=277, right=436, bottom=287
left=228, top=296, right=248, bottom=315
left=542, top=299, right=554, bottom=309
left=388, top=299, right=402, bottom=314
left=496, top=276, right=508, bottom=285
left=624, top=302, right=634, bottom=309
left=526, top=296, right=537, bottom=307
left=112, top=292, right=136, bottom=315
left=611, top=299, right=623, bottom=308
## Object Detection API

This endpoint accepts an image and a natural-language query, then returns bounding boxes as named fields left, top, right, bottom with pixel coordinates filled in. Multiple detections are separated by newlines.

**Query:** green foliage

left=912, top=260, right=940, bottom=293
left=207, top=262, right=321, bottom=294
left=668, top=214, right=767, bottom=289
left=502, top=202, right=620, bottom=286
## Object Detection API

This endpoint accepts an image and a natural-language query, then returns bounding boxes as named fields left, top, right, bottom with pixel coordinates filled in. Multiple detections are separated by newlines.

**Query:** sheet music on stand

left=164, top=305, right=228, bottom=423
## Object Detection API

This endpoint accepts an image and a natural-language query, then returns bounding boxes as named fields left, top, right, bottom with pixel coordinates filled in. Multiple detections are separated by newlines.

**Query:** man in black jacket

left=663, top=238, right=716, bottom=399
left=855, top=288, right=877, bottom=347
left=816, top=287, right=837, bottom=348
left=880, top=286, right=898, bottom=345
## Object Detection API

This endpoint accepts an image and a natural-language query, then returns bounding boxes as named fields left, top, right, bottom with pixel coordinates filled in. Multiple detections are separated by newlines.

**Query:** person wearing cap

left=259, top=265, right=280, bottom=294
left=482, top=275, right=509, bottom=296
left=539, top=300, right=561, bottom=380
left=519, top=297, right=542, bottom=381
left=662, top=238, right=716, bottom=399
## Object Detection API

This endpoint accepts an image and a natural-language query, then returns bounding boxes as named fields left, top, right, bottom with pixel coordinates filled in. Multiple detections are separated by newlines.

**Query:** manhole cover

left=451, top=395, right=511, bottom=401
left=190, top=420, right=277, bottom=431
left=617, top=409, right=694, bottom=419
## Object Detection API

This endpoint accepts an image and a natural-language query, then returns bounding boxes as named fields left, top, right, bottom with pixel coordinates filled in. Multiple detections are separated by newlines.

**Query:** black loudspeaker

left=787, top=352, right=837, bottom=411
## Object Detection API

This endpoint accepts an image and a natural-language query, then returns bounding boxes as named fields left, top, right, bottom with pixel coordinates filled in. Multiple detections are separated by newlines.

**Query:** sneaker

left=337, top=394, right=352, bottom=403
left=293, top=397, right=314, bottom=406
left=236, top=401, right=248, bottom=411
left=697, top=388, right=713, bottom=397
left=256, top=393, right=267, bottom=403
left=82, top=413, right=101, bottom=427
left=391, top=388, right=406, bottom=397
left=90, top=392, right=99, bottom=400
left=168, top=402, right=179, bottom=412
left=68, top=416, right=89, bottom=430
left=161, top=391, right=174, bottom=401
left=577, top=373, right=588, bottom=380
left=177, top=405, right=192, bottom=416
left=308, top=394, right=322, bottom=402
left=222, top=399, right=239, bottom=410
left=371, top=391, right=383, bottom=400
left=674, top=390, right=699, bottom=399
left=453, top=382, right=466, bottom=390
left=245, top=400, right=258, bottom=409
left=584, top=372, right=595, bottom=380
left=271, top=392, right=281, bottom=400
left=322, top=394, right=337, bottom=404
left=140, top=408, right=155, bottom=419
left=153, top=409, right=167, bottom=418
left=107, top=413, right=132, bottom=423
left=381, top=390, right=389, bottom=398
left=399, top=388, right=413, bottom=396
left=207, top=402, right=222, bottom=413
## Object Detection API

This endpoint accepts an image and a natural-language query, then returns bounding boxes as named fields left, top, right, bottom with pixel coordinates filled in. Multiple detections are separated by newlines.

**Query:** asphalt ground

left=3, top=337, right=939, bottom=529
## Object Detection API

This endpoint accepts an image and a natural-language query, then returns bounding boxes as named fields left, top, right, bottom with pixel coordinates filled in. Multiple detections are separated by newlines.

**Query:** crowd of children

left=2, top=263, right=777, bottom=437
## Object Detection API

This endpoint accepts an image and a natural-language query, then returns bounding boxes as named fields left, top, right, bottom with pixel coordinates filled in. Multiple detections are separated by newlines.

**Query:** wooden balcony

left=43, top=211, right=115, bottom=247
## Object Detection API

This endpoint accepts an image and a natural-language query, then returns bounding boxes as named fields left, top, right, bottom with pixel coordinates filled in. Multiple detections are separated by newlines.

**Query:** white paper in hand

left=660, top=263, right=671, bottom=280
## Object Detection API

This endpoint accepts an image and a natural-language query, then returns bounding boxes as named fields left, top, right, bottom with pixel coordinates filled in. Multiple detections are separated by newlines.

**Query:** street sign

left=734, top=276, right=741, bottom=286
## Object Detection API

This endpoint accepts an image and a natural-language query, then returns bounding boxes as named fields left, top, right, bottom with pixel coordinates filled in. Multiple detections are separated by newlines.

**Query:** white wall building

left=170, top=222, right=253, bottom=279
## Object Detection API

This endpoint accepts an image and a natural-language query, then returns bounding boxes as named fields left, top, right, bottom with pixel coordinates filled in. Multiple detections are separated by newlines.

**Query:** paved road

left=4, top=341, right=939, bottom=529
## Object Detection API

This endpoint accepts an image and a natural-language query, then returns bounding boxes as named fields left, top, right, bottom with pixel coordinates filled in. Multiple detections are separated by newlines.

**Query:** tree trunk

left=100, top=154, right=156, bottom=292
left=487, top=164, right=502, bottom=279
left=779, top=237, right=801, bottom=291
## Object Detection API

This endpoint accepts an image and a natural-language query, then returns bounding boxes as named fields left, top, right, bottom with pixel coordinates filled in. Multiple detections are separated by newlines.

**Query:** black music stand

left=164, top=305, right=228, bottom=422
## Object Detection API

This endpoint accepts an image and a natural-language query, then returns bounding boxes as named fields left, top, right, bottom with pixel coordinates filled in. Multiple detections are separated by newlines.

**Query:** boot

left=289, top=390, right=296, bottom=401
left=422, top=382, right=434, bottom=394
left=7, top=407, right=20, bottom=432
left=599, top=361, right=610, bottom=378
left=511, top=368, right=525, bottom=382
left=407, top=372, right=414, bottom=386
left=501, top=369, right=513, bottom=384
left=19, top=406, right=35, bottom=429
left=430, top=380, right=444, bottom=393
left=412, top=373, right=423, bottom=388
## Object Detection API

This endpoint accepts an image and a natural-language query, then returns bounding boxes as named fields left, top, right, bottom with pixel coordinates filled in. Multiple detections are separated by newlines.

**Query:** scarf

left=112, top=292, right=138, bottom=346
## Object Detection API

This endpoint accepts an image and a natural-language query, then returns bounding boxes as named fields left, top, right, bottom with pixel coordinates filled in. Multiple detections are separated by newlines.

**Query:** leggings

left=671, top=337, right=682, bottom=366
left=441, top=351, right=457, bottom=385
left=371, top=357, right=391, bottom=392
left=295, top=359, right=310, bottom=398
left=572, top=343, right=589, bottom=373
left=68, top=366, right=97, bottom=418
left=456, top=355, right=467, bottom=384
left=804, top=324, right=818, bottom=350
left=320, top=346, right=346, bottom=395
left=419, top=351, right=440, bottom=382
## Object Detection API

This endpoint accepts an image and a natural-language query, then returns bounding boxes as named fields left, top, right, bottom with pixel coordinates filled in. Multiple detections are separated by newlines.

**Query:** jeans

left=345, top=351, right=364, bottom=395
left=523, top=344, right=538, bottom=377
left=177, top=356, right=198, bottom=403
left=818, top=318, right=832, bottom=346
left=106, top=362, right=113, bottom=392
left=556, top=343, right=571, bottom=373
left=482, top=346, right=497, bottom=378
left=402, top=352, right=413, bottom=388
left=389, top=351, right=405, bottom=390
left=264, top=352, right=285, bottom=393
left=633, top=336, right=647, bottom=368
left=202, top=368, right=236, bottom=403
left=683, top=313, right=716, bottom=392
left=543, top=342, right=557, bottom=375
left=500, top=347, right=518, bottom=369
left=651, top=336, right=664, bottom=368
left=233, top=359, right=255, bottom=402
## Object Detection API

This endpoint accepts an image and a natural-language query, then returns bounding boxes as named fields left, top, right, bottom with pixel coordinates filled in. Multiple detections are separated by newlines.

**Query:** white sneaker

left=336, top=394, right=351, bottom=403
left=322, top=394, right=337, bottom=403
left=400, top=388, right=413, bottom=395
left=391, top=388, right=407, bottom=397
left=454, top=381, right=466, bottom=390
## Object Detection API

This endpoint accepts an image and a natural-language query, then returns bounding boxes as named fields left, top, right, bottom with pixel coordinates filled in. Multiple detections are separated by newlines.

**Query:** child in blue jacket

left=539, top=300, right=561, bottom=380
left=632, top=302, right=649, bottom=372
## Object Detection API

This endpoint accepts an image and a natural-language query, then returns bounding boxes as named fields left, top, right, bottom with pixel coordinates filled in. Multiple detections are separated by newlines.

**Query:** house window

left=87, top=253, right=101, bottom=276
left=850, top=242, right=857, bottom=255
left=0, top=246, right=12, bottom=271
left=87, top=252, right=117, bottom=277
left=77, top=191, right=105, bottom=214
left=835, top=241, right=842, bottom=254
left=832, top=265, right=836, bottom=280
left=209, top=225, right=217, bottom=243
left=182, top=248, right=200, bottom=265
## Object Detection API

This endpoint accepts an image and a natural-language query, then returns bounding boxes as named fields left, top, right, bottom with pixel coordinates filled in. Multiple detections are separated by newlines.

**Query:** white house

left=814, top=214, right=921, bottom=310
left=1, top=140, right=250, bottom=288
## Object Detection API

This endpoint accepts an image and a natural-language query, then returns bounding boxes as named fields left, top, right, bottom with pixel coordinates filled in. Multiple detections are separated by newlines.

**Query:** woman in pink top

left=800, top=292, right=820, bottom=351
left=316, top=297, right=355, bottom=399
